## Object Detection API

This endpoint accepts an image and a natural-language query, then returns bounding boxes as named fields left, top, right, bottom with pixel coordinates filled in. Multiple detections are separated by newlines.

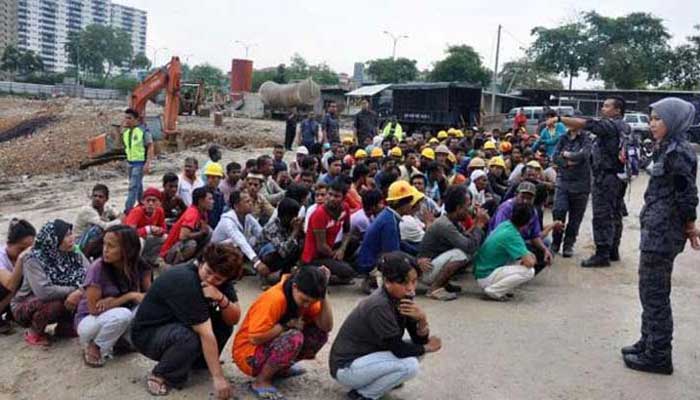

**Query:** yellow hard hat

left=447, top=152, right=457, bottom=164
left=342, top=136, right=354, bottom=145
left=204, top=162, right=225, bottom=177
left=526, top=160, right=543, bottom=169
left=447, top=128, right=457, bottom=136
left=428, top=137, right=440, bottom=145
left=410, top=186, right=425, bottom=206
left=354, top=149, right=368, bottom=159
left=390, top=147, right=403, bottom=158
left=455, top=129, right=464, bottom=138
left=421, top=148, right=435, bottom=160
left=483, top=141, right=497, bottom=150
left=370, top=147, right=384, bottom=158
left=386, top=181, right=415, bottom=202
left=489, top=156, right=506, bottom=169
left=468, top=157, right=486, bottom=169
left=437, top=130, right=448, bottom=139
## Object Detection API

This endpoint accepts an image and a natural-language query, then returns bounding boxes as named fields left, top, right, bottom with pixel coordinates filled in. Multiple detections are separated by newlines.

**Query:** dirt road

left=1, top=152, right=699, bottom=400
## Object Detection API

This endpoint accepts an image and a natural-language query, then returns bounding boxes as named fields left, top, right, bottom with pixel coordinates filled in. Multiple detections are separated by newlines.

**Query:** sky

left=117, top=0, right=699, bottom=89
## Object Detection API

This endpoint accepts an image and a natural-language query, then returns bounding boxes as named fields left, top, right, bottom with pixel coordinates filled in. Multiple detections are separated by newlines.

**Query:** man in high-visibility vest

left=122, top=108, right=154, bottom=213
left=382, top=116, right=404, bottom=142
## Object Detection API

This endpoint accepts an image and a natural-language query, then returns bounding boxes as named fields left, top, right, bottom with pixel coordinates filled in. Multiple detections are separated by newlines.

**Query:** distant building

left=0, top=0, right=18, bottom=55
left=15, top=0, right=147, bottom=73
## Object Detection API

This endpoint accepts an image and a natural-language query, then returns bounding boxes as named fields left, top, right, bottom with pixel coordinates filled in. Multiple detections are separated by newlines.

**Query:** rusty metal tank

left=258, top=78, right=320, bottom=108
left=231, top=59, right=253, bottom=93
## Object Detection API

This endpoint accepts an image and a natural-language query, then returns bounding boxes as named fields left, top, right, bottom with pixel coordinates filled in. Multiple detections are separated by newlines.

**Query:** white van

left=502, top=106, right=576, bottom=134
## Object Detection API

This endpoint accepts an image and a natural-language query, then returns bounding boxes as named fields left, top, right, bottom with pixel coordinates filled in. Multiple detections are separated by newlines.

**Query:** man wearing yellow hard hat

left=487, top=156, right=509, bottom=199
left=203, top=162, right=226, bottom=228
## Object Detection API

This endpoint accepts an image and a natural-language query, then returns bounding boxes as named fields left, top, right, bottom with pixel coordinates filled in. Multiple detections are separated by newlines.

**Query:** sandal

left=24, top=331, right=50, bottom=347
left=146, top=374, right=170, bottom=396
left=248, top=382, right=286, bottom=400
left=427, top=287, right=457, bottom=301
left=83, top=343, right=105, bottom=368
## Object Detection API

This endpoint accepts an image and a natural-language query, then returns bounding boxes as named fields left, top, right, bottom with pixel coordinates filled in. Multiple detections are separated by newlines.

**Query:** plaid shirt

left=262, top=218, right=301, bottom=259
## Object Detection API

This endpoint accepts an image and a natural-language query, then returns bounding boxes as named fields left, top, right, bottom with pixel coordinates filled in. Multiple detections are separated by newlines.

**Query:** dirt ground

left=1, top=133, right=700, bottom=399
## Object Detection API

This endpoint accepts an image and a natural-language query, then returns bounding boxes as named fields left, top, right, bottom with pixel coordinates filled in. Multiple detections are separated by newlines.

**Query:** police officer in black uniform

left=621, top=97, right=699, bottom=375
left=550, top=96, right=629, bottom=267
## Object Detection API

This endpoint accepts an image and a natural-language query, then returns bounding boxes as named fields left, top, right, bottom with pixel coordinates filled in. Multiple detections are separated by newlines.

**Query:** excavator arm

left=129, top=56, right=181, bottom=135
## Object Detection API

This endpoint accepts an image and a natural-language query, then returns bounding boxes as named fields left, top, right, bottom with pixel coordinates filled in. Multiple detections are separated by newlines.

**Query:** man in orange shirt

left=233, top=266, right=333, bottom=399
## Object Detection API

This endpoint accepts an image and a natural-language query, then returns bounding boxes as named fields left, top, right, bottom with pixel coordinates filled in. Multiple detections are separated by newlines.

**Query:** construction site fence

left=0, top=81, right=124, bottom=100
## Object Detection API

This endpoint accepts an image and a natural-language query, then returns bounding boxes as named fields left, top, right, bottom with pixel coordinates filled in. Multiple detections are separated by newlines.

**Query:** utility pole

left=490, top=24, right=501, bottom=115
left=383, top=31, right=408, bottom=60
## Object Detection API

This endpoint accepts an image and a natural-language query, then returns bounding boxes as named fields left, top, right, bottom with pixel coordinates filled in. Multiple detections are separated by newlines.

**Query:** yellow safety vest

left=122, top=127, right=146, bottom=162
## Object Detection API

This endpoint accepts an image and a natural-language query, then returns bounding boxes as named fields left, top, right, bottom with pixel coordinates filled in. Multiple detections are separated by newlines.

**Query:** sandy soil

left=1, top=145, right=699, bottom=400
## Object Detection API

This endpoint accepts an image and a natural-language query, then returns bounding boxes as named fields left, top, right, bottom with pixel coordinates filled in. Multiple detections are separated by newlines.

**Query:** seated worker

left=357, top=181, right=430, bottom=292
left=124, top=187, right=166, bottom=268
left=301, top=180, right=355, bottom=284
left=329, top=252, right=442, bottom=400
left=203, top=163, right=226, bottom=229
left=258, top=155, right=286, bottom=207
left=487, top=156, right=509, bottom=198
left=490, top=182, right=553, bottom=274
left=350, top=189, right=383, bottom=241
left=475, top=203, right=537, bottom=301
left=244, top=173, right=275, bottom=226
left=258, top=198, right=305, bottom=284
left=288, top=146, right=309, bottom=178
left=410, top=173, right=441, bottom=219
left=346, top=164, right=370, bottom=214
left=74, top=184, right=121, bottom=259
left=304, top=183, right=327, bottom=233
left=11, top=220, right=87, bottom=346
left=0, top=219, right=36, bottom=334
left=418, top=185, right=489, bottom=301
left=399, top=191, right=433, bottom=247
left=159, top=187, right=213, bottom=265
left=132, top=243, right=242, bottom=398
left=233, top=266, right=333, bottom=400
left=212, top=191, right=267, bottom=276
left=219, top=162, right=243, bottom=207
left=319, top=156, right=343, bottom=186
left=161, top=172, right=187, bottom=228
left=200, top=145, right=223, bottom=183
left=75, top=225, right=151, bottom=367
left=177, top=157, right=204, bottom=207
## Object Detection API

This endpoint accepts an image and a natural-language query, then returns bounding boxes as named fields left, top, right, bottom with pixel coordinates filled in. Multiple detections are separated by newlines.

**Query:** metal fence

left=0, top=81, right=123, bottom=100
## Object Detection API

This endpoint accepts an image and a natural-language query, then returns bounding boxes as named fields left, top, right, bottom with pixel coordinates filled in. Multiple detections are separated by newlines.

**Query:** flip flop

left=427, top=287, right=457, bottom=301
left=146, top=374, right=170, bottom=396
left=83, top=347, right=105, bottom=368
left=248, top=382, right=286, bottom=400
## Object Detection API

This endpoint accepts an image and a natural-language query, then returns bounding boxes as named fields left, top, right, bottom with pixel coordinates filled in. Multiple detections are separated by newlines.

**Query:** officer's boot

left=580, top=247, right=611, bottom=268
left=562, top=236, right=575, bottom=258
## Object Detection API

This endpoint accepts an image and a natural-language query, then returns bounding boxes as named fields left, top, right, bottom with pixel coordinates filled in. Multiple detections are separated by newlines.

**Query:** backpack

left=616, top=122, right=640, bottom=182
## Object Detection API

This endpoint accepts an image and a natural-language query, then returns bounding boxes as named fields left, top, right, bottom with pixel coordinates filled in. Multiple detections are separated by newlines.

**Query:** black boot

left=623, top=353, right=673, bottom=375
left=580, top=253, right=610, bottom=268
left=562, top=246, right=574, bottom=258
left=621, top=339, right=645, bottom=355
left=610, top=248, right=620, bottom=262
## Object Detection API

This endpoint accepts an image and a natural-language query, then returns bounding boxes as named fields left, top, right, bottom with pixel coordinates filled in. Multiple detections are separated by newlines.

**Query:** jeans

left=421, top=249, right=468, bottom=285
left=477, top=265, right=535, bottom=299
left=77, top=307, right=134, bottom=356
left=552, top=189, right=589, bottom=250
left=125, top=163, right=145, bottom=213
left=335, top=351, right=420, bottom=400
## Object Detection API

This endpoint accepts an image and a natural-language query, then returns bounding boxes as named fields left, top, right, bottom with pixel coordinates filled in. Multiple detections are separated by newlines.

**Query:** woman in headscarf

left=11, top=219, right=87, bottom=346
left=622, top=98, right=700, bottom=375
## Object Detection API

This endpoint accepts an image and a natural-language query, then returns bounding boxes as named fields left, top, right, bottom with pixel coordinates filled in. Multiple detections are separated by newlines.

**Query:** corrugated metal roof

left=346, top=84, right=392, bottom=97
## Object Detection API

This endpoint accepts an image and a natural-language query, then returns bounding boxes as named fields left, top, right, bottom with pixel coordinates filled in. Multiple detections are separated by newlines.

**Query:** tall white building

left=16, top=0, right=147, bottom=72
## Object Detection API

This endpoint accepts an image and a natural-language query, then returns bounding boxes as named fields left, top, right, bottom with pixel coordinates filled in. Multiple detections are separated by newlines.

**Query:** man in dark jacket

left=354, top=99, right=378, bottom=146
left=553, top=96, right=629, bottom=267
left=551, top=127, right=592, bottom=257
left=621, top=98, right=699, bottom=375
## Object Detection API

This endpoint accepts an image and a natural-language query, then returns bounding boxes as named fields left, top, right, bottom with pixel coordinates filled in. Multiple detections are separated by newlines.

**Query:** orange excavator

left=85, top=56, right=182, bottom=164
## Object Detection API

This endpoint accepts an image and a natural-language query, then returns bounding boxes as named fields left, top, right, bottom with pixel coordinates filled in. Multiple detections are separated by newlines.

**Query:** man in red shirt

left=160, top=187, right=213, bottom=265
left=302, top=180, right=355, bottom=284
left=125, top=187, right=167, bottom=267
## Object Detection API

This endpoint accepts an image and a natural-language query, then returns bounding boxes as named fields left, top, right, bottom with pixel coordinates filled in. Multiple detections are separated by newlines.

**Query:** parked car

left=502, top=106, right=576, bottom=134
left=624, top=112, right=651, bottom=138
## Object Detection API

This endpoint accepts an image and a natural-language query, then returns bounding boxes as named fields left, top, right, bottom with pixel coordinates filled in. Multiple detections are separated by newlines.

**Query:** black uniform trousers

left=638, top=251, right=676, bottom=361
left=552, top=188, right=589, bottom=250
left=591, top=173, right=626, bottom=257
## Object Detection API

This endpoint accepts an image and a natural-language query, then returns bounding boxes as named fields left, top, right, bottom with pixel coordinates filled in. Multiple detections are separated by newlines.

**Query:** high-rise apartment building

left=15, top=0, right=146, bottom=72
left=0, top=0, right=18, bottom=55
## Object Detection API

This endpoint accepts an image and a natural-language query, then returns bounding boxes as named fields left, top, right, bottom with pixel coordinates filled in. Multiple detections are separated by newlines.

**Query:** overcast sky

left=118, top=0, right=699, bottom=89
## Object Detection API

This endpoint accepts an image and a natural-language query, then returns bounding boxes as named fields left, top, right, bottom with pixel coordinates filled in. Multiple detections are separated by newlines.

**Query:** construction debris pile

left=0, top=96, right=286, bottom=177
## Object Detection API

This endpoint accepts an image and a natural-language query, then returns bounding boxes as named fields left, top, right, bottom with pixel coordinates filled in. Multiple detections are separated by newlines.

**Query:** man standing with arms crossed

left=122, top=108, right=154, bottom=214
left=552, top=96, right=628, bottom=267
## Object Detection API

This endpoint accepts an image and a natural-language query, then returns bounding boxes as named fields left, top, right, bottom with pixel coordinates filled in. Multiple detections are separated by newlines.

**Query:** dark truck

left=389, top=82, right=482, bottom=133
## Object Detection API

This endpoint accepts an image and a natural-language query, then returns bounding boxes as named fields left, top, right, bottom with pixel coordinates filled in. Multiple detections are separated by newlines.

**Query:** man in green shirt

left=474, top=202, right=537, bottom=301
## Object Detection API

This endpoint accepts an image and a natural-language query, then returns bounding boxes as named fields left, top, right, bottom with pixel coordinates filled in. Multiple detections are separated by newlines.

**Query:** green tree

left=529, top=23, right=591, bottom=90
left=665, top=25, right=700, bottom=90
left=498, top=58, right=564, bottom=91
left=365, top=57, right=418, bottom=83
left=286, top=53, right=339, bottom=84
left=252, top=68, right=277, bottom=91
left=189, top=63, right=226, bottom=91
left=65, top=24, right=133, bottom=82
left=131, top=53, right=151, bottom=70
left=274, top=64, right=287, bottom=84
left=428, top=45, right=490, bottom=86
left=1, top=45, right=44, bottom=76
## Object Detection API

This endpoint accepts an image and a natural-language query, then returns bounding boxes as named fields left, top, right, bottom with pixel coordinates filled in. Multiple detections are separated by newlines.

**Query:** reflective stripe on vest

left=123, top=127, right=146, bottom=162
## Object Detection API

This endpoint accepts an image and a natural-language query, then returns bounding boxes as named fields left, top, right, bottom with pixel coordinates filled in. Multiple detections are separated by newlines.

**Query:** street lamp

left=383, top=30, right=408, bottom=60
left=234, top=40, right=257, bottom=58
